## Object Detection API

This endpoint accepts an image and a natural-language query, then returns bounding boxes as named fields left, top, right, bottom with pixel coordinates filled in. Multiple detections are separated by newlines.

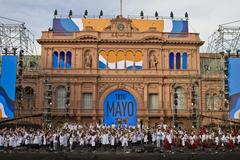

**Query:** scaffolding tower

left=0, top=16, right=37, bottom=55
left=207, top=20, right=240, bottom=53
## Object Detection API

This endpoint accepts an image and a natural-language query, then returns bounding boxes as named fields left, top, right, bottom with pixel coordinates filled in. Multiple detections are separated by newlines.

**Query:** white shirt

left=110, top=135, right=115, bottom=146
left=237, top=135, right=240, bottom=144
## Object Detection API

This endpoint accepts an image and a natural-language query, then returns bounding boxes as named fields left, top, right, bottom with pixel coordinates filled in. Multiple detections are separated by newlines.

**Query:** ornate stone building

left=15, top=16, right=227, bottom=128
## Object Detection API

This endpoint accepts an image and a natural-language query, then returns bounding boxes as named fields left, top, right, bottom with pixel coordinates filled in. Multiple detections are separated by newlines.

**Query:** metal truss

left=207, top=20, right=240, bottom=53
left=0, top=16, right=37, bottom=55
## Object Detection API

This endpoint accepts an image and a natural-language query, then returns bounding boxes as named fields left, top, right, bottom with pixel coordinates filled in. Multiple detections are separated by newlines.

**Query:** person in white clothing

left=0, top=133, right=4, bottom=150
left=69, top=134, right=74, bottom=152
left=156, top=129, right=162, bottom=148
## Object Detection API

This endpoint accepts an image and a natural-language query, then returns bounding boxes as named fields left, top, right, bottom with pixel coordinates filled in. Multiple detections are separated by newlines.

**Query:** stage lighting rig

left=66, top=84, right=70, bottom=106
left=224, top=52, right=229, bottom=108
left=43, top=79, right=52, bottom=123
left=173, top=88, right=178, bottom=127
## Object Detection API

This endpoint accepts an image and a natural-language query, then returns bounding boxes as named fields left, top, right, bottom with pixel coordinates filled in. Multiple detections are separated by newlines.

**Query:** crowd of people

left=0, top=122, right=240, bottom=153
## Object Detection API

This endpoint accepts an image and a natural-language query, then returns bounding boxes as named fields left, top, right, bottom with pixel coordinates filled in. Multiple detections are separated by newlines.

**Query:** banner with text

left=104, top=90, right=137, bottom=126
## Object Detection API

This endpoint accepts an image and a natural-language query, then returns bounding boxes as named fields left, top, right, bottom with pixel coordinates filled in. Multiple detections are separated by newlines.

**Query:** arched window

left=169, top=52, right=174, bottom=69
left=60, top=51, right=65, bottom=69
left=182, top=52, right=187, bottom=70
left=175, top=87, right=185, bottom=110
left=126, top=51, right=134, bottom=69
left=213, top=95, right=219, bottom=111
left=66, top=51, right=72, bottom=69
left=53, top=51, right=58, bottom=69
left=206, top=94, right=211, bottom=110
left=24, top=87, right=34, bottom=111
left=135, top=51, right=143, bottom=70
left=56, top=86, right=66, bottom=109
left=117, top=51, right=124, bottom=69
left=108, top=50, right=116, bottom=69
left=176, top=52, right=181, bottom=69
left=99, top=50, right=107, bottom=69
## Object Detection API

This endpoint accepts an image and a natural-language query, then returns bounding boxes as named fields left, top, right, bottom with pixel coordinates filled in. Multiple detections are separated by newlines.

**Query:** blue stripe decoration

left=98, top=61, right=106, bottom=69
left=171, top=20, right=188, bottom=33
left=228, top=58, right=240, bottom=119
left=135, top=66, right=142, bottom=70
left=0, top=55, right=17, bottom=119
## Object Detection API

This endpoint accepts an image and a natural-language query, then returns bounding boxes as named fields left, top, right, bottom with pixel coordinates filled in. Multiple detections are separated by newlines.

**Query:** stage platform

left=1, top=151, right=240, bottom=160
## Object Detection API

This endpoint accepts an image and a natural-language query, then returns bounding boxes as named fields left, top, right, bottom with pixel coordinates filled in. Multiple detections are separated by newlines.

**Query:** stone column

left=144, top=83, right=148, bottom=112
left=78, top=82, right=82, bottom=117
left=159, top=83, right=164, bottom=123
left=92, top=82, right=97, bottom=121
left=93, top=49, right=98, bottom=70
left=73, top=48, right=77, bottom=69
left=46, top=48, right=52, bottom=69
left=64, top=51, right=67, bottom=68
left=79, top=48, right=83, bottom=69
left=143, top=49, right=148, bottom=69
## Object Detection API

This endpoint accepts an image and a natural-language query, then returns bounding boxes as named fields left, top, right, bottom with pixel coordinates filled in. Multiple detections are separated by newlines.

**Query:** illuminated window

left=135, top=51, right=143, bottom=70
left=66, top=51, right=72, bottom=69
left=59, top=51, right=65, bottom=69
left=108, top=50, right=116, bottom=69
left=117, top=51, right=125, bottom=69
left=53, top=51, right=58, bottom=69
left=99, top=50, right=107, bottom=69
left=126, top=51, right=134, bottom=69
left=182, top=52, right=187, bottom=70
left=169, top=52, right=174, bottom=69
left=176, top=52, right=181, bottom=69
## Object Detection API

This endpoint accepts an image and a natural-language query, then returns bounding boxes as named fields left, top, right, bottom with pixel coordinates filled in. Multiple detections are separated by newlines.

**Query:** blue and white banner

left=104, top=90, right=137, bottom=126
